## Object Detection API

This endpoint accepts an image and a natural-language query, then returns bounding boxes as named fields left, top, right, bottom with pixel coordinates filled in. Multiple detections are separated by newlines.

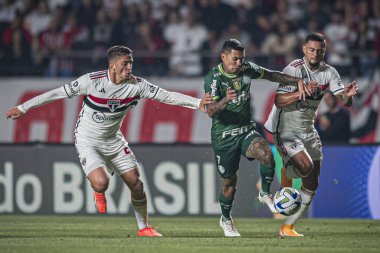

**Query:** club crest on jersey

left=107, top=100, right=120, bottom=112
left=242, top=75, right=251, bottom=84
left=232, top=79, right=241, bottom=90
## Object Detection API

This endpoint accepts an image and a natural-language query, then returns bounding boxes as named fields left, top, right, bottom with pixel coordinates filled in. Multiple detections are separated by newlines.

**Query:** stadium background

left=0, top=0, right=379, bottom=219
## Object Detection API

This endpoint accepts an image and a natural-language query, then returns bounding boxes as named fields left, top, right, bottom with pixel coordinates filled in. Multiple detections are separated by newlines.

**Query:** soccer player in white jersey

left=6, top=45, right=213, bottom=237
left=264, top=33, right=358, bottom=237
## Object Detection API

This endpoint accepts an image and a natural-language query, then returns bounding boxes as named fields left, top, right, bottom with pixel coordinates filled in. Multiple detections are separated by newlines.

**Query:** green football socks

left=260, top=163, right=275, bottom=193
left=219, top=192, right=234, bottom=220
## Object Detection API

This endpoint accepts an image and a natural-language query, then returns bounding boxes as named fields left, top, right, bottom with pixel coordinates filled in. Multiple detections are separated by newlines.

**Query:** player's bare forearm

left=262, top=69, right=301, bottom=86
left=275, top=92, right=300, bottom=108
left=337, top=81, right=358, bottom=107
left=337, top=93, right=353, bottom=107
left=207, top=87, right=236, bottom=117
left=207, top=97, right=229, bottom=118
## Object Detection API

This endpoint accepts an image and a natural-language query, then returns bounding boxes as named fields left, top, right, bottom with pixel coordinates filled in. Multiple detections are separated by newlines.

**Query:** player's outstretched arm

left=274, top=81, right=318, bottom=108
left=337, top=81, right=359, bottom=106
left=6, top=107, right=24, bottom=120
left=261, top=69, right=312, bottom=100
left=5, top=86, right=70, bottom=120
left=206, top=87, right=236, bottom=118
left=147, top=84, right=213, bottom=111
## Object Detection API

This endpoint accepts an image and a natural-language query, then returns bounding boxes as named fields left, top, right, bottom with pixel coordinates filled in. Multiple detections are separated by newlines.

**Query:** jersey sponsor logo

left=296, top=100, right=318, bottom=112
left=242, top=75, right=251, bottom=84
left=222, top=125, right=250, bottom=138
left=92, top=112, right=123, bottom=123
left=107, top=100, right=121, bottom=112
left=243, top=129, right=257, bottom=141
left=211, top=79, right=217, bottom=97
left=231, top=91, right=248, bottom=105
left=98, top=88, right=105, bottom=93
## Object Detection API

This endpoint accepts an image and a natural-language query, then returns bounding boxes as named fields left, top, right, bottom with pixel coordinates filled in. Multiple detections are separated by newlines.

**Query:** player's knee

left=222, top=186, right=236, bottom=199
left=91, top=177, right=109, bottom=192
left=297, top=162, right=314, bottom=178
left=130, top=179, right=144, bottom=194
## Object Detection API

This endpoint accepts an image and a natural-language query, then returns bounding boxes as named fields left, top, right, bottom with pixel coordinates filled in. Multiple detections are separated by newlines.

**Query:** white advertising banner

left=0, top=144, right=270, bottom=217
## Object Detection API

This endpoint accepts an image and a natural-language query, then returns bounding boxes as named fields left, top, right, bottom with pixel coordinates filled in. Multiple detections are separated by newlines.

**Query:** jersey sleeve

left=62, top=74, right=91, bottom=98
left=17, top=86, right=69, bottom=113
left=328, top=67, right=345, bottom=95
left=276, top=65, right=301, bottom=94
left=18, top=74, right=91, bottom=113
left=204, top=73, right=221, bottom=101
left=247, top=61, right=265, bottom=79
left=138, top=78, right=201, bottom=109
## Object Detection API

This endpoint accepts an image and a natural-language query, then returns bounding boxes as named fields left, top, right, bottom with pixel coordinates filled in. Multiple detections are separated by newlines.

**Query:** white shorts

left=274, top=128, right=323, bottom=167
left=75, top=140, right=138, bottom=176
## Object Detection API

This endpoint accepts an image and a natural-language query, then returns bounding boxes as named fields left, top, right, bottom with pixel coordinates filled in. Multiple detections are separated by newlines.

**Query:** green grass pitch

left=1, top=215, right=379, bottom=253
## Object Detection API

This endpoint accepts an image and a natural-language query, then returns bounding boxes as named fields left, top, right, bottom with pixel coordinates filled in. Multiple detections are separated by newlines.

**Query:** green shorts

left=211, top=128, right=262, bottom=179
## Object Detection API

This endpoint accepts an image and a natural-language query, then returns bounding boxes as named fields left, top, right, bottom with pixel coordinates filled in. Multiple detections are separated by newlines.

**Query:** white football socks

left=285, top=187, right=315, bottom=226
left=132, top=197, right=148, bottom=229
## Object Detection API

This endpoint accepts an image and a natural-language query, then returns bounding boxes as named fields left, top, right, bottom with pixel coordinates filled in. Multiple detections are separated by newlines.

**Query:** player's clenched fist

left=226, top=87, right=237, bottom=102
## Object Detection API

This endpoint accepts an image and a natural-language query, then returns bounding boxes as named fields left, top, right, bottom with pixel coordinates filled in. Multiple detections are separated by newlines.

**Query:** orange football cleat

left=279, top=224, right=304, bottom=238
left=94, top=192, right=107, bottom=214
left=137, top=226, right=162, bottom=237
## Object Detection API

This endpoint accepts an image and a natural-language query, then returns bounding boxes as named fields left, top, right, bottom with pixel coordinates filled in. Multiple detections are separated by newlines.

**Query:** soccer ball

left=274, top=187, right=302, bottom=216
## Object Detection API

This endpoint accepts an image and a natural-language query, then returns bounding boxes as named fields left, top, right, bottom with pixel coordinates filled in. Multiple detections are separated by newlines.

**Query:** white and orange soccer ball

left=274, top=187, right=302, bottom=216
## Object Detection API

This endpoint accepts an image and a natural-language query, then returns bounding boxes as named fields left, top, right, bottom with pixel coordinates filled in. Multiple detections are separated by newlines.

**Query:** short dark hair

left=304, top=33, right=326, bottom=48
left=222, top=39, right=244, bottom=53
left=107, top=45, right=133, bottom=62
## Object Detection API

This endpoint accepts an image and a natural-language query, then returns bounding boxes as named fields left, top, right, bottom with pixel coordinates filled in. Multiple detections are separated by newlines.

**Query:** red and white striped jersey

left=18, top=70, right=201, bottom=142
left=264, top=58, right=345, bottom=134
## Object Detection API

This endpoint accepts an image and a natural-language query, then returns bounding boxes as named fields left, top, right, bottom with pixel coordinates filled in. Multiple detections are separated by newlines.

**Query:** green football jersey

left=204, top=61, right=264, bottom=139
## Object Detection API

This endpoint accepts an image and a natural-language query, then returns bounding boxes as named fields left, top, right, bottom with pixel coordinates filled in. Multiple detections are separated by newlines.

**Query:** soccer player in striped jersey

left=6, top=45, right=213, bottom=237
left=264, top=33, right=358, bottom=237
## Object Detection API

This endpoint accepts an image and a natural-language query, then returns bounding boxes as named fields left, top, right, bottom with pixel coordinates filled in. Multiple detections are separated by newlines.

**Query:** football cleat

left=281, top=167, right=293, bottom=188
left=279, top=224, right=304, bottom=237
left=94, top=192, right=107, bottom=214
left=137, top=226, right=162, bottom=237
left=258, top=191, right=278, bottom=214
left=219, top=216, right=241, bottom=237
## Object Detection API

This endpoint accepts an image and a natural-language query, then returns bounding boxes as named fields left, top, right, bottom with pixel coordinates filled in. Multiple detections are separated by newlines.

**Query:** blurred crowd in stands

left=0, top=0, right=379, bottom=78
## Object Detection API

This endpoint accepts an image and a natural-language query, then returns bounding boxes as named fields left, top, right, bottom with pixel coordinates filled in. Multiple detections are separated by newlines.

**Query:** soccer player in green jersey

left=204, top=39, right=314, bottom=237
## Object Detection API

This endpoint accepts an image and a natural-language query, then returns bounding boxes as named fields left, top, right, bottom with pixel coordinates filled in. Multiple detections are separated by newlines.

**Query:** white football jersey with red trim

left=18, top=70, right=200, bottom=145
left=61, top=70, right=200, bottom=142
left=264, top=59, right=345, bottom=134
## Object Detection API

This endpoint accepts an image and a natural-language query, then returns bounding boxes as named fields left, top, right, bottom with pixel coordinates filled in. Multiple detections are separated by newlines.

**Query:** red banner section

left=1, top=77, right=379, bottom=143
